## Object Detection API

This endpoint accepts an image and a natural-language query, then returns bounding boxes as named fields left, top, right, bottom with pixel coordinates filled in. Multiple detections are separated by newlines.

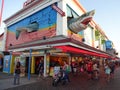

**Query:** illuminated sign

left=51, top=4, right=65, bottom=17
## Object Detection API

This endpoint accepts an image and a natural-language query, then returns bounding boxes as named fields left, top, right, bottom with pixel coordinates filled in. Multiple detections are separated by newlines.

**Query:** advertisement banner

left=3, top=55, right=11, bottom=73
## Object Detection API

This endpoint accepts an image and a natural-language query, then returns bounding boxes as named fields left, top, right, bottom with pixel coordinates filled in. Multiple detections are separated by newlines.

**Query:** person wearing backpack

left=62, top=61, right=70, bottom=82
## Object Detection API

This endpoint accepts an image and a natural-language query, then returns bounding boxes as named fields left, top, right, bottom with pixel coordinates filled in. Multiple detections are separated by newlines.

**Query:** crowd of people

left=13, top=57, right=117, bottom=86
left=70, top=58, right=100, bottom=80
left=51, top=58, right=118, bottom=86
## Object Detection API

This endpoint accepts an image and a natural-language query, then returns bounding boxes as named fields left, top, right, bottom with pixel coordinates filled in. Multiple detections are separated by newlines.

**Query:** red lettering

left=52, top=4, right=65, bottom=17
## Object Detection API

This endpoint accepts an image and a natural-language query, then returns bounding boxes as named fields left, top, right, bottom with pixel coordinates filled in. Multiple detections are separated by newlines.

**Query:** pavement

left=0, top=66, right=120, bottom=90
left=0, top=73, right=38, bottom=90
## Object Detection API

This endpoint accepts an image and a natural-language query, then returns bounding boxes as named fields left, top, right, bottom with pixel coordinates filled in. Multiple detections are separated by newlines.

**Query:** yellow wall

left=31, top=56, right=35, bottom=73
left=10, top=56, right=15, bottom=73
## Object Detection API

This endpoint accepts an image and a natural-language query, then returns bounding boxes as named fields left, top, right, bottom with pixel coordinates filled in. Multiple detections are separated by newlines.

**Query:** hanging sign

left=51, top=4, right=65, bottom=17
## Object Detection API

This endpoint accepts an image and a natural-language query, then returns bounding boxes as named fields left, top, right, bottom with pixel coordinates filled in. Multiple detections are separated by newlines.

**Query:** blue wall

left=3, top=55, right=11, bottom=73
left=8, top=5, right=57, bottom=32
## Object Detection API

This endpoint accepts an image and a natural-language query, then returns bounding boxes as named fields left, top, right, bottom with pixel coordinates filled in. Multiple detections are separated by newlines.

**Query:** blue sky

left=79, top=0, right=120, bottom=56
left=0, top=0, right=120, bottom=56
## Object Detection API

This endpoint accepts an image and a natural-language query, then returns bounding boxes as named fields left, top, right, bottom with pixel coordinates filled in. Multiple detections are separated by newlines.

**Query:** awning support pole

left=28, top=49, right=32, bottom=80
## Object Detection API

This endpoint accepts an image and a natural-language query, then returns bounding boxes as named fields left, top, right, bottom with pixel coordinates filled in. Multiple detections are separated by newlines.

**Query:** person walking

left=86, top=60, right=93, bottom=80
left=93, top=61, right=99, bottom=80
left=104, top=63, right=111, bottom=82
left=62, top=61, right=70, bottom=82
left=14, top=61, right=21, bottom=85
left=109, top=61, right=115, bottom=79
left=37, top=60, right=44, bottom=79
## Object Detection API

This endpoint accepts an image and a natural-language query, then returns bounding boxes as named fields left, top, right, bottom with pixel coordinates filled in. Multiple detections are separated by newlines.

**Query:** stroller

left=52, top=68, right=67, bottom=86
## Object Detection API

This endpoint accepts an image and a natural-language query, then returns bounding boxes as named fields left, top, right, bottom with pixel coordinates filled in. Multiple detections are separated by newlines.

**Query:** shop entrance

left=34, top=56, right=44, bottom=74
left=50, top=56, right=69, bottom=67
left=49, top=56, right=69, bottom=76
left=25, top=57, right=29, bottom=73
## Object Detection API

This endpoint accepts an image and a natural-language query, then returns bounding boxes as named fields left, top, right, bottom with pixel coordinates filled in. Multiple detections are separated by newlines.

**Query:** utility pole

left=0, top=0, right=4, bottom=26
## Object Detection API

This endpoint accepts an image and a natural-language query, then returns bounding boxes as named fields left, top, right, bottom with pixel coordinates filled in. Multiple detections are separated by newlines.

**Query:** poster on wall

left=15, top=56, right=26, bottom=77
left=3, top=55, right=11, bottom=73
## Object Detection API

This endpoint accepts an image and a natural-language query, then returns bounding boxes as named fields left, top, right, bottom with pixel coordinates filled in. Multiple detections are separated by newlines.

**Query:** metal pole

left=8, top=51, right=12, bottom=75
left=28, top=49, right=32, bottom=80
left=0, top=0, right=4, bottom=26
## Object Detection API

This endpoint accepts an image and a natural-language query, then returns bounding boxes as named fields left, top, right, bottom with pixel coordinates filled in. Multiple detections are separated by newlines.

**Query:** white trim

left=8, top=42, right=70, bottom=52
left=44, top=53, right=47, bottom=77
left=9, top=41, right=107, bottom=55
left=56, top=0, right=67, bottom=36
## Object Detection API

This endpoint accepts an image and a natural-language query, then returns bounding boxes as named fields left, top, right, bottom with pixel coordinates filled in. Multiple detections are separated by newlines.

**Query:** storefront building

left=0, top=33, right=4, bottom=71
left=3, top=0, right=112, bottom=77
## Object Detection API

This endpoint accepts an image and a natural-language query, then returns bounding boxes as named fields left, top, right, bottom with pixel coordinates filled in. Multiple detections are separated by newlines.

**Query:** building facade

left=3, top=0, right=113, bottom=77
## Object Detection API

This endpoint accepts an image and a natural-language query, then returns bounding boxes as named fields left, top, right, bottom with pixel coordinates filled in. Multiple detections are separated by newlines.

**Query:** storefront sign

left=105, top=40, right=112, bottom=49
left=52, top=4, right=65, bottom=17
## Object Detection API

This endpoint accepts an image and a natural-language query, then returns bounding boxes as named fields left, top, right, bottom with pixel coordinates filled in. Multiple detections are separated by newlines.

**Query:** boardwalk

left=1, top=66, right=120, bottom=90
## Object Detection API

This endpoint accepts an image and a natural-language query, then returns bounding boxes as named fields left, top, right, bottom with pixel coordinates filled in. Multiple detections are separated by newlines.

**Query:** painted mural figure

left=16, top=21, right=39, bottom=39
left=5, top=59, right=9, bottom=68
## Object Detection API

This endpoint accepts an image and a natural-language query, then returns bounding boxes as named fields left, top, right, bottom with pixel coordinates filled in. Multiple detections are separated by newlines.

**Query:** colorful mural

left=6, top=5, right=57, bottom=47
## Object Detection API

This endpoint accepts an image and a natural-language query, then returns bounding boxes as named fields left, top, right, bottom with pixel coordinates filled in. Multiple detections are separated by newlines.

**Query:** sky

left=79, top=0, right=120, bottom=56
left=0, top=0, right=120, bottom=56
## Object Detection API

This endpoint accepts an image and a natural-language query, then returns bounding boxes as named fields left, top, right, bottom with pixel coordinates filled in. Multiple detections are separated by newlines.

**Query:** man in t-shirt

left=87, top=60, right=93, bottom=80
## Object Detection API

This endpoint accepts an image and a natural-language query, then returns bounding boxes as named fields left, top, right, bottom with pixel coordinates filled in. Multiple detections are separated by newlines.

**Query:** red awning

left=54, top=45, right=110, bottom=58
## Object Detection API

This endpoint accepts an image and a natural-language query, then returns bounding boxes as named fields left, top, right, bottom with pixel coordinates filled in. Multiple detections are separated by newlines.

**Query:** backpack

left=66, top=65, right=71, bottom=73
left=15, top=68, right=21, bottom=74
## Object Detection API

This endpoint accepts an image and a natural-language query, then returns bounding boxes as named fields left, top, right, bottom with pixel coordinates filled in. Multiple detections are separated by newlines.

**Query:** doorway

left=34, top=56, right=44, bottom=74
